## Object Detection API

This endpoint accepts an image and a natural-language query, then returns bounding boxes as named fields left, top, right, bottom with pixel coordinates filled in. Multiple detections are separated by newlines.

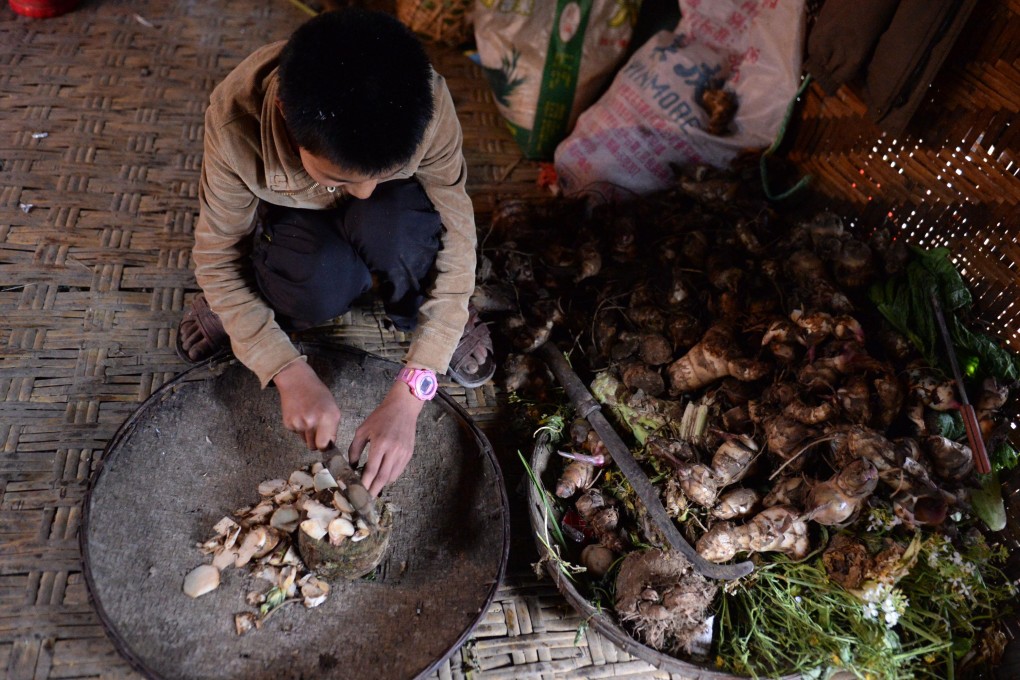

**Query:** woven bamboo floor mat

left=0, top=1, right=682, bottom=678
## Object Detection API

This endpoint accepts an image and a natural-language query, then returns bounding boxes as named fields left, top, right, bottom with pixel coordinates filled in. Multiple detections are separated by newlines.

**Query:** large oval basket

left=82, top=343, right=510, bottom=680
left=528, top=435, right=798, bottom=680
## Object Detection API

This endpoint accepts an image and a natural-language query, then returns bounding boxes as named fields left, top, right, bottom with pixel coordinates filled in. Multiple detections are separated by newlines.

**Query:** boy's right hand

left=273, top=360, right=341, bottom=451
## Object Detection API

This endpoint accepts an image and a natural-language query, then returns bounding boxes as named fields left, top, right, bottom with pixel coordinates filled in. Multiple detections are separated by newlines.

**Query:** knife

left=325, top=442, right=380, bottom=528
left=928, top=289, right=991, bottom=475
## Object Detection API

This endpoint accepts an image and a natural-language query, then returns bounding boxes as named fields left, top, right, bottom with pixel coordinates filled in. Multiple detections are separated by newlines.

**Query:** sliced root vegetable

left=235, top=527, right=271, bottom=568
left=313, top=468, right=338, bottom=492
left=212, top=516, right=240, bottom=536
left=246, top=501, right=275, bottom=524
left=253, top=529, right=282, bottom=559
left=332, top=491, right=355, bottom=514
left=183, top=564, right=220, bottom=598
left=328, top=517, right=355, bottom=545
left=258, top=479, right=287, bottom=497
left=299, top=574, right=330, bottom=608
left=212, top=547, right=239, bottom=571
left=270, top=505, right=300, bottom=532
left=300, top=518, right=329, bottom=540
left=234, top=612, right=258, bottom=636
left=252, top=565, right=279, bottom=583
left=278, top=565, right=298, bottom=597
left=288, top=470, right=314, bottom=490
left=303, top=499, right=340, bottom=524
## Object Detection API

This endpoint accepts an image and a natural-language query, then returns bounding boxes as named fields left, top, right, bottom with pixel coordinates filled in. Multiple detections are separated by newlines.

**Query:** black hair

left=278, top=9, right=434, bottom=176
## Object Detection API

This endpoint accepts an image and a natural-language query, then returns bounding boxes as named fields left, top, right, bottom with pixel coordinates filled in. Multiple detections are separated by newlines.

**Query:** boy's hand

left=348, top=382, right=425, bottom=497
left=273, top=360, right=342, bottom=451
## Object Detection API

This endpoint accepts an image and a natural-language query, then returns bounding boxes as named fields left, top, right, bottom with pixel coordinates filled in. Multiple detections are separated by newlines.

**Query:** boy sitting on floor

left=176, top=9, right=494, bottom=496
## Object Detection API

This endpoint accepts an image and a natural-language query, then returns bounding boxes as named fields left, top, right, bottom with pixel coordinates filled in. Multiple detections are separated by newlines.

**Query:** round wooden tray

left=81, top=344, right=510, bottom=680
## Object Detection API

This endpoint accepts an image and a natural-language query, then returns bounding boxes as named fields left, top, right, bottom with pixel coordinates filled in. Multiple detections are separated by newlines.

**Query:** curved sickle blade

left=537, top=342, right=754, bottom=581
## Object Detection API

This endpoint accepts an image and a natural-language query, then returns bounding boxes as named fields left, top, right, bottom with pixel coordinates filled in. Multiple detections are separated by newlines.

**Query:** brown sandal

left=175, top=293, right=230, bottom=364
left=447, top=306, right=496, bottom=388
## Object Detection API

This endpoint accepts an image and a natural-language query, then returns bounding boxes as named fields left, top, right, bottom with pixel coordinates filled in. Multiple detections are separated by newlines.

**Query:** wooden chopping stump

left=82, top=344, right=509, bottom=680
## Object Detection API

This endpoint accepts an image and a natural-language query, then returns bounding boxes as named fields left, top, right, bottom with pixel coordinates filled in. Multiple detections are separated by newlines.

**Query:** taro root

left=620, top=361, right=665, bottom=397
left=785, top=395, right=839, bottom=425
left=832, top=238, right=875, bottom=289
left=763, top=415, right=815, bottom=468
left=639, top=334, right=673, bottom=367
left=675, top=462, right=720, bottom=508
left=711, top=434, right=757, bottom=486
left=667, top=323, right=770, bottom=394
left=762, top=474, right=813, bottom=508
left=667, top=313, right=702, bottom=352
left=609, top=333, right=641, bottom=362
left=976, top=377, right=1010, bottom=439
left=802, top=459, right=879, bottom=525
left=711, top=488, right=761, bottom=520
left=615, top=549, right=718, bottom=654
left=575, top=241, right=602, bottom=282
left=502, top=352, right=552, bottom=399
left=871, top=372, right=905, bottom=430
left=925, top=435, right=975, bottom=481
left=761, top=318, right=803, bottom=364
left=581, top=544, right=616, bottom=578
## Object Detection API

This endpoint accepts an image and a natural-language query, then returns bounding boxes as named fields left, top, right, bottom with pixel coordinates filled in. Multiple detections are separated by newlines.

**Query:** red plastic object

left=8, top=0, right=79, bottom=18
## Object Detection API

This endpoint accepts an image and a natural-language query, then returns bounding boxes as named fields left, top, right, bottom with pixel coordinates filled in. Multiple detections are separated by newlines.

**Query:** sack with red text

left=554, top=0, right=805, bottom=200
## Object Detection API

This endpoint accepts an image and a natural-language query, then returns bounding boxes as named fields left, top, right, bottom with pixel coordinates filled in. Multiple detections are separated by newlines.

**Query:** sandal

left=448, top=305, right=496, bottom=388
left=175, top=292, right=231, bottom=364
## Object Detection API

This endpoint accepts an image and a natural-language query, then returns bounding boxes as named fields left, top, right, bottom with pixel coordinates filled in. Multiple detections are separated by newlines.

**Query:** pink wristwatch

left=396, top=366, right=438, bottom=401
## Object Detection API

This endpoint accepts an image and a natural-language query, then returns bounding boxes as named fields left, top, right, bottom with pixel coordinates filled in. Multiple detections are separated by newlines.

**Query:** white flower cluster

left=865, top=507, right=901, bottom=533
left=861, top=582, right=908, bottom=629
left=926, top=536, right=980, bottom=603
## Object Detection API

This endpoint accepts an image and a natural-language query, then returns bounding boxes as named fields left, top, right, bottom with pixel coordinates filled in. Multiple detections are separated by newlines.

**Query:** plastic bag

left=554, top=0, right=805, bottom=200
left=473, top=0, right=643, bottom=160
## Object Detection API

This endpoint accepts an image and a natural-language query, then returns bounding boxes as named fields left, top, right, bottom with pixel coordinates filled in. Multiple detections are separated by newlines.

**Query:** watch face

left=414, top=372, right=437, bottom=398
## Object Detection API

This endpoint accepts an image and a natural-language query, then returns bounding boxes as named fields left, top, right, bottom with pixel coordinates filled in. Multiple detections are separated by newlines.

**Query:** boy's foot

left=448, top=306, right=496, bottom=388
left=175, top=293, right=230, bottom=363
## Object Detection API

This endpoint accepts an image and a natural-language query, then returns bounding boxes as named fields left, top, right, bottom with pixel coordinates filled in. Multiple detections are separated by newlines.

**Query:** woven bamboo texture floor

left=0, top=1, right=680, bottom=678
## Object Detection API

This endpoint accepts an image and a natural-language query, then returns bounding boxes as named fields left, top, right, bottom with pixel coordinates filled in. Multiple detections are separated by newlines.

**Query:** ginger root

left=667, top=323, right=770, bottom=394
left=696, top=505, right=810, bottom=563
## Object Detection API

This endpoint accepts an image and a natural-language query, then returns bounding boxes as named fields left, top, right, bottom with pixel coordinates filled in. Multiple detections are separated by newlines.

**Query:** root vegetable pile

left=182, top=462, right=378, bottom=635
left=489, top=169, right=1019, bottom=678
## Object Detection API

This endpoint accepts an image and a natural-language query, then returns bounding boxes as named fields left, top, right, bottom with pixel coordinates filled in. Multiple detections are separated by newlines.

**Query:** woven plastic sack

left=397, top=0, right=473, bottom=47
left=554, top=0, right=805, bottom=200
left=474, top=0, right=643, bottom=160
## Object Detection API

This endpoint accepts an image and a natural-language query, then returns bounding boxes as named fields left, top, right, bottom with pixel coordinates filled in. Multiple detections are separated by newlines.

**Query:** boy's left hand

left=348, top=382, right=426, bottom=497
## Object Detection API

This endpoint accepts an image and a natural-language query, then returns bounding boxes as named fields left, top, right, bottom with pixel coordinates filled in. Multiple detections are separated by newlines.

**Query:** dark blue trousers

left=251, top=179, right=442, bottom=332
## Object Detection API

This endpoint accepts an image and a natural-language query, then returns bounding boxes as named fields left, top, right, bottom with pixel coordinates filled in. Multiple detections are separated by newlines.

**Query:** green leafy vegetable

left=992, top=441, right=1019, bottom=473
left=970, top=472, right=1007, bottom=532
left=930, top=411, right=965, bottom=440
left=869, top=247, right=1020, bottom=382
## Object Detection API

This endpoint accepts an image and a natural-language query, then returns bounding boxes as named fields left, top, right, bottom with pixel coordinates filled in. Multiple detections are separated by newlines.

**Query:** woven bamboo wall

left=786, top=0, right=1020, bottom=352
